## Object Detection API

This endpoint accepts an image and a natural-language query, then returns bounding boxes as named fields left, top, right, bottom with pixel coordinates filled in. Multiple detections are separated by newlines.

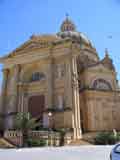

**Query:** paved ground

left=0, top=146, right=113, bottom=160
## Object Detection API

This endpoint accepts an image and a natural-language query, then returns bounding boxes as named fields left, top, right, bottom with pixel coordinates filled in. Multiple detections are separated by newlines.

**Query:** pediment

left=7, top=40, right=50, bottom=58
left=7, top=35, right=60, bottom=58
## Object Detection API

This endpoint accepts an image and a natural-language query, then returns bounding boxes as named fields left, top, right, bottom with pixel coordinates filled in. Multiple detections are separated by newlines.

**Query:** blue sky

left=0, top=0, right=120, bottom=85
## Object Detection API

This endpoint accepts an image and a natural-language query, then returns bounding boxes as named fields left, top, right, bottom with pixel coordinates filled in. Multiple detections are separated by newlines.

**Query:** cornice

left=79, top=88, right=120, bottom=95
left=81, top=67, right=116, bottom=76
left=1, top=45, right=71, bottom=69
left=0, top=37, right=72, bottom=63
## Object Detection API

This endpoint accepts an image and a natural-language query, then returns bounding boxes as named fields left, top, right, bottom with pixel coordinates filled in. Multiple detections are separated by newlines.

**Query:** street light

left=48, top=112, right=52, bottom=130
left=48, top=112, right=53, bottom=146
left=48, top=112, right=52, bottom=117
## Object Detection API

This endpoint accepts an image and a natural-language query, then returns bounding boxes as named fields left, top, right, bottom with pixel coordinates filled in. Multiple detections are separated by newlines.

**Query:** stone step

left=0, top=138, right=16, bottom=148
left=68, top=132, right=99, bottom=146
left=68, top=139, right=92, bottom=146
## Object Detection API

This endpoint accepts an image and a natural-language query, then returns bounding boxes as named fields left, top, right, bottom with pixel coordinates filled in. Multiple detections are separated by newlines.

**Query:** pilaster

left=71, top=56, right=82, bottom=139
left=46, top=58, right=54, bottom=109
left=65, top=59, right=73, bottom=108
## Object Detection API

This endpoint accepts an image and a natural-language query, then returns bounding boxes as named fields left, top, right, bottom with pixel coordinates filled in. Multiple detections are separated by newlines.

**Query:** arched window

left=31, top=72, right=45, bottom=82
left=92, top=79, right=112, bottom=90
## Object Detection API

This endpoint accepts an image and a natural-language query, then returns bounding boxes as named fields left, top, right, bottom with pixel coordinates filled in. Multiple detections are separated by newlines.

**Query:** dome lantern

left=60, top=14, right=76, bottom=32
left=57, top=15, right=94, bottom=49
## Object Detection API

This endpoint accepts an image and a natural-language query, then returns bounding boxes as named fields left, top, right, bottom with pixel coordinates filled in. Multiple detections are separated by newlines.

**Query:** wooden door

left=28, top=95, right=45, bottom=125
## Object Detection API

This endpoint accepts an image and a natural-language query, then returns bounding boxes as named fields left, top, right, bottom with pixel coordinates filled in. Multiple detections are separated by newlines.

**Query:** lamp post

left=48, top=112, right=53, bottom=146
left=48, top=112, right=52, bottom=130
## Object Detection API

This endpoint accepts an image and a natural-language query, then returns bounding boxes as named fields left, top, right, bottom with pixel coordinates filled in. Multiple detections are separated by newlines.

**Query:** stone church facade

left=0, top=17, right=120, bottom=139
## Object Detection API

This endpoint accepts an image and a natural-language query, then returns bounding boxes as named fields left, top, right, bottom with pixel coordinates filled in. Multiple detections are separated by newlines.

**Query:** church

left=0, top=16, right=120, bottom=140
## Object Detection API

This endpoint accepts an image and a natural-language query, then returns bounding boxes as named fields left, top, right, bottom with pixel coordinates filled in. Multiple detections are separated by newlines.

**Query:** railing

left=4, top=131, right=22, bottom=137
left=4, top=130, right=67, bottom=147
left=4, top=131, right=23, bottom=146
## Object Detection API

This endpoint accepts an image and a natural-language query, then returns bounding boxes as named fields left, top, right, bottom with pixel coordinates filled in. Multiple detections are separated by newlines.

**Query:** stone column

left=11, top=64, right=21, bottom=112
left=0, top=69, right=9, bottom=114
left=4, top=65, right=21, bottom=129
left=0, top=69, right=9, bottom=130
left=71, top=56, right=82, bottom=139
left=17, top=82, right=24, bottom=113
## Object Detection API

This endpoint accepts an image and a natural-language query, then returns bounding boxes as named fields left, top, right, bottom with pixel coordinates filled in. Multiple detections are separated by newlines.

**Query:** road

left=0, top=146, right=113, bottom=160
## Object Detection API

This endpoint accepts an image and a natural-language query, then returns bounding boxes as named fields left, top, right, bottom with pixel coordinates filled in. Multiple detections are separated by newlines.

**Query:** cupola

left=60, top=14, right=76, bottom=32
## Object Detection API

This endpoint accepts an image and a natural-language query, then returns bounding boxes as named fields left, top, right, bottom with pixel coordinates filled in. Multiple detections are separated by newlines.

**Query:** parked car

left=110, top=144, right=120, bottom=160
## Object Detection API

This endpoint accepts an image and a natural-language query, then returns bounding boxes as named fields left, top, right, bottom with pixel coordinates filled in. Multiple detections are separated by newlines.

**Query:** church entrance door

left=28, top=95, right=45, bottom=127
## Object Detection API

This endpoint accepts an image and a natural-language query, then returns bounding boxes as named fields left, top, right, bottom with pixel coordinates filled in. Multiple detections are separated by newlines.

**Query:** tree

left=15, top=112, right=39, bottom=147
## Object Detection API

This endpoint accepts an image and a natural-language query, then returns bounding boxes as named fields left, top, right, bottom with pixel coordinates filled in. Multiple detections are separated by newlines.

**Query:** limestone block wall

left=80, top=48, right=99, bottom=62
left=53, top=111, right=72, bottom=128
left=80, top=90, right=120, bottom=132
left=79, top=93, right=88, bottom=132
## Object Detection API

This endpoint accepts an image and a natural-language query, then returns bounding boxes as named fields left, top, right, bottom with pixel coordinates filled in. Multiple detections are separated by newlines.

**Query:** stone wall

left=80, top=89, right=120, bottom=132
left=53, top=110, right=72, bottom=128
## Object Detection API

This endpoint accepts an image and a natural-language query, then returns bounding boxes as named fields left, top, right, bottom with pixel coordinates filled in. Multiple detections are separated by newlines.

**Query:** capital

left=2, top=68, right=9, bottom=76
left=14, top=64, right=21, bottom=72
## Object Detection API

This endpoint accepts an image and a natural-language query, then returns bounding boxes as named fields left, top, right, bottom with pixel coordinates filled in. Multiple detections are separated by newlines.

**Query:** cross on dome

left=105, top=48, right=110, bottom=57
left=65, top=13, right=69, bottom=19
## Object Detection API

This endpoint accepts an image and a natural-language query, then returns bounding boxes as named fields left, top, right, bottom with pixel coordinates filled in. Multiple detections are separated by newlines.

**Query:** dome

left=58, top=31, right=91, bottom=45
left=57, top=16, right=92, bottom=46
